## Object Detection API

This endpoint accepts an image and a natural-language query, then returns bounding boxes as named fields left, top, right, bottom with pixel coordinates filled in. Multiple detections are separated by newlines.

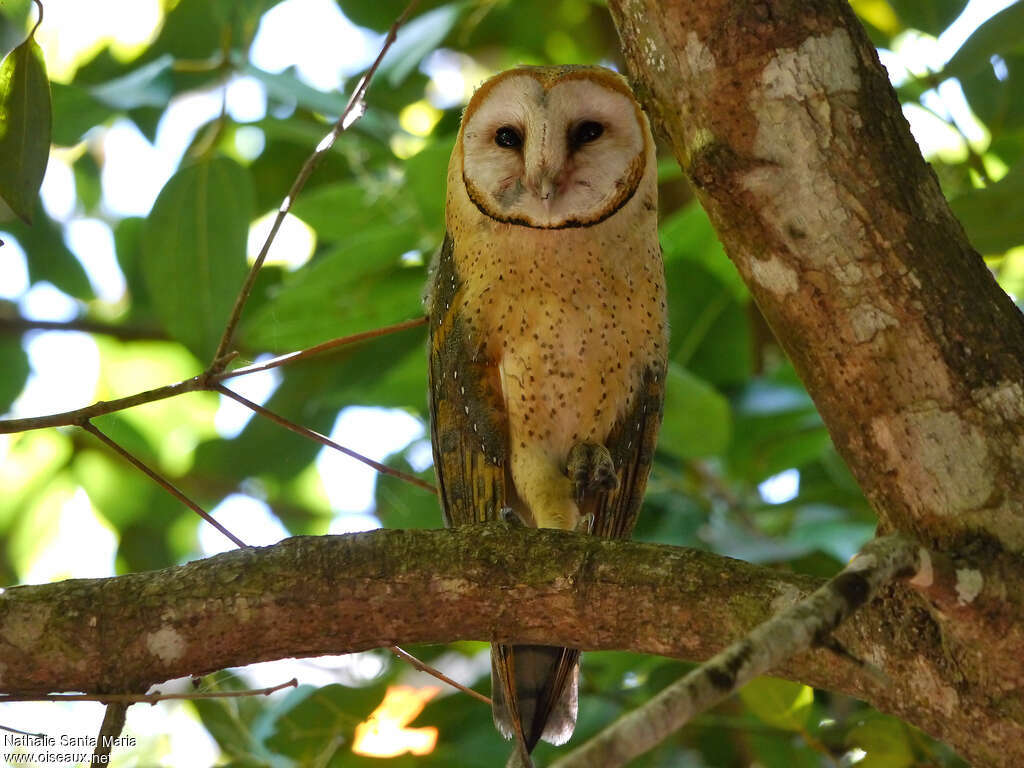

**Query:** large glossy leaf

left=142, top=156, right=254, bottom=361
left=949, top=162, right=1024, bottom=254
left=0, top=33, right=51, bottom=223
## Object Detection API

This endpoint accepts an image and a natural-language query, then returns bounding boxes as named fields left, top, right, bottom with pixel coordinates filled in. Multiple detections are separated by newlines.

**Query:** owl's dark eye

left=571, top=120, right=604, bottom=147
left=495, top=126, right=522, bottom=149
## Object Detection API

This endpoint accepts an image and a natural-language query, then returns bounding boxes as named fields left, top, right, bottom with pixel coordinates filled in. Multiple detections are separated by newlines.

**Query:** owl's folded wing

left=427, top=232, right=512, bottom=526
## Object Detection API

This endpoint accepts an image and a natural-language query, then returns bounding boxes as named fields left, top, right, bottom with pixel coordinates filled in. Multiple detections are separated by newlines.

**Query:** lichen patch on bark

left=871, top=408, right=993, bottom=518
left=749, top=255, right=798, bottom=296
left=955, top=569, right=983, bottom=605
left=146, top=626, right=186, bottom=665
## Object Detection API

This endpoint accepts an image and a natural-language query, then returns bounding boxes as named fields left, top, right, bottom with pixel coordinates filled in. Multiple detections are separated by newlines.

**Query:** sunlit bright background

left=0, top=0, right=1016, bottom=763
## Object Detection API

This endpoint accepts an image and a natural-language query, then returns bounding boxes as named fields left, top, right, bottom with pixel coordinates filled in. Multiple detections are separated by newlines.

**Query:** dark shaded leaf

left=4, top=200, right=94, bottom=299
left=0, top=334, right=28, bottom=412
left=142, top=156, right=254, bottom=361
left=0, top=34, right=51, bottom=223
left=888, top=0, right=968, bottom=35
left=659, top=363, right=732, bottom=459
left=339, top=0, right=450, bottom=32
left=950, top=162, right=1024, bottom=254
left=50, top=82, right=112, bottom=145
left=961, top=52, right=1024, bottom=138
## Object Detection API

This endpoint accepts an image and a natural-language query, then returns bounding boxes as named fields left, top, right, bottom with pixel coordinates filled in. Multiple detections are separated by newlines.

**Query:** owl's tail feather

left=492, top=643, right=580, bottom=755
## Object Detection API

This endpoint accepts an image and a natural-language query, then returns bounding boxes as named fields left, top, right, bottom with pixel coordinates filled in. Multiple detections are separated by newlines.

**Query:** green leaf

left=378, top=3, right=466, bottom=87
left=949, top=162, right=1024, bottom=254
left=660, top=201, right=745, bottom=299
left=0, top=33, right=51, bottom=224
left=289, top=181, right=403, bottom=242
left=961, top=52, right=1024, bottom=138
left=659, top=363, right=732, bottom=458
left=0, top=334, right=29, bottom=412
left=143, top=156, right=254, bottom=361
left=5, top=200, right=94, bottom=299
left=241, top=226, right=423, bottom=352
left=943, top=1, right=1024, bottom=82
left=50, top=82, right=113, bottom=146
left=887, top=0, right=968, bottom=35
left=405, top=136, right=455, bottom=235
left=739, top=677, right=814, bottom=732
left=89, top=54, right=175, bottom=110
left=340, top=0, right=451, bottom=32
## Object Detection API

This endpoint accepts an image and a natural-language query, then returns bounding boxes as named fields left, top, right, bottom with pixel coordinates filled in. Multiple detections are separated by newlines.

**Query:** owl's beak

left=527, top=169, right=561, bottom=210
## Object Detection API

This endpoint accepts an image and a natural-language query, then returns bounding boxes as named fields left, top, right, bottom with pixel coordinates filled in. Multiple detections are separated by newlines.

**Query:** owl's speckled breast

left=459, top=222, right=664, bottom=464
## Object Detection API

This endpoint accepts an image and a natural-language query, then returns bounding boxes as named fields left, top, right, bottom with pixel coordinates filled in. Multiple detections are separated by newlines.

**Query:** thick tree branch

left=1, top=527, right=1021, bottom=764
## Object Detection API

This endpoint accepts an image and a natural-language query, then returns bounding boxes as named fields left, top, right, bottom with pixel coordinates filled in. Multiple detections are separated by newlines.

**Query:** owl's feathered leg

left=567, top=441, right=619, bottom=501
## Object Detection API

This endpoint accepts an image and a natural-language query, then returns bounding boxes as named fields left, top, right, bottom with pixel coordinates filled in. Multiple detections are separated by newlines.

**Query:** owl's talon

left=567, top=442, right=618, bottom=501
left=575, top=512, right=594, bottom=535
left=501, top=507, right=526, bottom=527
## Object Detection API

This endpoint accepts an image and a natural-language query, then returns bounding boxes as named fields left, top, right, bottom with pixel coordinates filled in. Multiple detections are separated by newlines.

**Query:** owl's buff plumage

left=427, top=65, right=668, bottom=756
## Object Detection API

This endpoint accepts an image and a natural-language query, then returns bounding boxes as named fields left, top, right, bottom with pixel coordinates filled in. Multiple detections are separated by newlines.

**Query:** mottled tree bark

left=607, top=0, right=1024, bottom=763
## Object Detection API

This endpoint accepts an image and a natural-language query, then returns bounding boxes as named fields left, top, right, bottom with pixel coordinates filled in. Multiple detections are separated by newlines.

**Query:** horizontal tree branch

left=0, top=316, right=169, bottom=341
left=1, top=526, right=1019, bottom=763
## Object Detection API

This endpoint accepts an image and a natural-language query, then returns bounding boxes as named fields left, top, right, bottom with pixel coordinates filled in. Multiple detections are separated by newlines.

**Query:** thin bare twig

left=217, top=316, right=427, bottom=381
left=209, top=0, right=422, bottom=370
left=387, top=646, right=491, bottom=706
left=0, top=723, right=46, bottom=738
left=0, top=315, right=425, bottom=435
left=0, top=679, right=298, bottom=704
left=215, top=385, right=436, bottom=495
left=0, top=376, right=209, bottom=434
left=81, top=421, right=248, bottom=548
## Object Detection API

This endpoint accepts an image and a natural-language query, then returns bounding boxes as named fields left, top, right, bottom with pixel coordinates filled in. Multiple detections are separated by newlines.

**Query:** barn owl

left=426, top=65, right=667, bottom=758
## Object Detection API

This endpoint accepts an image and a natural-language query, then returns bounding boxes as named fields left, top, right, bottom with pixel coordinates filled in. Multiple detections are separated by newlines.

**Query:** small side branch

left=216, top=385, right=436, bottom=495
left=551, top=534, right=924, bottom=768
left=0, top=679, right=298, bottom=703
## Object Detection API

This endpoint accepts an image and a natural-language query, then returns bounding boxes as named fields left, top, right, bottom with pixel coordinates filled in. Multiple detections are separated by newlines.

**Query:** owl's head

left=454, top=66, right=653, bottom=230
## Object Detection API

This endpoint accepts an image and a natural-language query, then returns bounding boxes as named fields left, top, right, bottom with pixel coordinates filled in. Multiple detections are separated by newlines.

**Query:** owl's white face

left=459, top=70, right=649, bottom=229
